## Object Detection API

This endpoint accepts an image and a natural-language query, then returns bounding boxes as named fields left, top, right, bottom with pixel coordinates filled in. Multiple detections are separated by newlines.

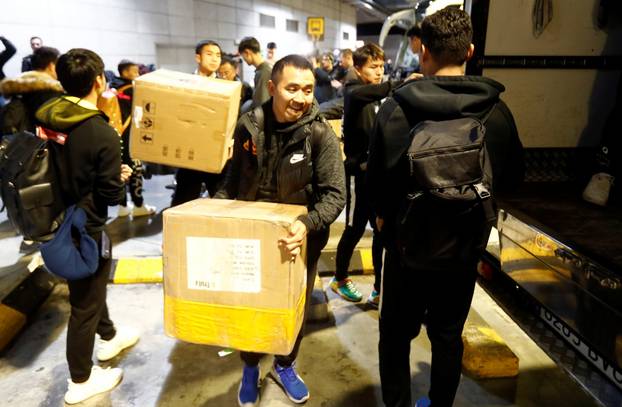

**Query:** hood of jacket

left=344, top=77, right=363, bottom=90
left=392, top=75, right=505, bottom=122
left=35, top=95, right=104, bottom=132
left=0, top=70, right=63, bottom=97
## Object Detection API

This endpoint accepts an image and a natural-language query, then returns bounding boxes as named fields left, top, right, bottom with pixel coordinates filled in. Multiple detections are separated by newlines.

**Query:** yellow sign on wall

left=307, top=17, right=325, bottom=36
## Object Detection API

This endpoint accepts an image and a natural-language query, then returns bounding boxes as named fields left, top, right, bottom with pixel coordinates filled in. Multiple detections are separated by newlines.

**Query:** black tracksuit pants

left=335, top=171, right=383, bottom=291
left=120, top=129, right=144, bottom=207
left=240, top=229, right=329, bottom=367
left=66, top=232, right=116, bottom=383
left=171, top=168, right=225, bottom=206
left=379, top=247, right=478, bottom=407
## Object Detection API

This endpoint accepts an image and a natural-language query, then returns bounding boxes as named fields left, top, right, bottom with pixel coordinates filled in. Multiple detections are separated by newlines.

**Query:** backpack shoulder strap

left=310, top=117, right=325, bottom=160
left=248, top=105, right=265, bottom=151
left=480, top=103, right=498, bottom=125
left=116, top=84, right=132, bottom=95
left=252, top=105, right=264, bottom=130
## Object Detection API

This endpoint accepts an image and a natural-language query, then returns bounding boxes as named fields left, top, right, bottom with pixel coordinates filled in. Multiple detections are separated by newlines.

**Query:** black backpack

left=396, top=107, right=497, bottom=270
left=0, top=97, right=30, bottom=136
left=0, top=130, right=66, bottom=241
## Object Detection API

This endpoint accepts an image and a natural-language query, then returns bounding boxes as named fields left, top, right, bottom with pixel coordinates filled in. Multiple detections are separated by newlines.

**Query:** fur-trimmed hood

left=0, top=70, right=63, bottom=97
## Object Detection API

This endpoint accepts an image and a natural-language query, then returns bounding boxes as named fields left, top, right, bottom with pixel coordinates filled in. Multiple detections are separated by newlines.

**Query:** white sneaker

left=97, top=326, right=140, bottom=362
left=583, top=172, right=614, bottom=206
left=117, top=205, right=132, bottom=217
left=64, top=365, right=123, bottom=405
left=132, top=204, right=156, bottom=218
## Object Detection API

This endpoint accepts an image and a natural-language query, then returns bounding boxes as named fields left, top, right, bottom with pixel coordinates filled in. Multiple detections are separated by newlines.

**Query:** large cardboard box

left=130, top=69, right=242, bottom=173
left=163, top=199, right=308, bottom=355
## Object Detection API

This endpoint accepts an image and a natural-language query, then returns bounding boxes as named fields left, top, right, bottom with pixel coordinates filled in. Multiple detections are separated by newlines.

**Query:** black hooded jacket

left=215, top=99, right=346, bottom=232
left=367, top=75, right=524, bottom=239
left=342, top=79, right=396, bottom=174
left=36, top=96, right=125, bottom=234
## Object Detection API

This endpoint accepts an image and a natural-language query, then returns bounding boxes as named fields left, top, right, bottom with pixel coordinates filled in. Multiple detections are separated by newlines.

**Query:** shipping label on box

left=186, top=237, right=261, bottom=293
left=130, top=69, right=242, bottom=173
left=163, top=199, right=308, bottom=355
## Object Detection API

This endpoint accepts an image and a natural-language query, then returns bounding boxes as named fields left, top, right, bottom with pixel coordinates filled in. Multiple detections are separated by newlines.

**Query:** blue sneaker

left=238, top=365, right=260, bottom=407
left=415, top=397, right=431, bottom=407
left=271, top=362, right=309, bottom=403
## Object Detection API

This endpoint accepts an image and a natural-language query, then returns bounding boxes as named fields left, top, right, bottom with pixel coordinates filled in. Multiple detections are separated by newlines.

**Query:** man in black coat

left=171, top=40, right=225, bottom=206
left=216, top=54, right=345, bottom=406
left=218, top=55, right=253, bottom=113
left=331, top=43, right=390, bottom=306
left=368, top=8, right=523, bottom=407
left=36, top=48, right=139, bottom=405
left=111, top=59, right=156, bottom=218
left=1, top=46, right=62, bottom=135
left=21, top=36, right=42, bottom=72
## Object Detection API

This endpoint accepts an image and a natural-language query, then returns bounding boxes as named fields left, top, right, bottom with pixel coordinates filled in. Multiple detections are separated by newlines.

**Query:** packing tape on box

left=164, top=292, right=306, bottom=356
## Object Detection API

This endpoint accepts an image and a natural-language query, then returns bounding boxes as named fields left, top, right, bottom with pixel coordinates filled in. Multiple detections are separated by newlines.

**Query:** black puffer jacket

left=216, top=99, right=346, bottom=232
left=0, top=70, right=63, bottom=134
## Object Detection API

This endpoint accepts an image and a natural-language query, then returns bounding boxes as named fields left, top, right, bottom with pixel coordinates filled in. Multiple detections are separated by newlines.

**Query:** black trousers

left=241, top=229, right=330, bottom=367
left=379, top=247, right=478, bottom=407
left=120, top=131, right=144, bottom=207
left=335, top=171, right=383, bottom=291
left=66, top=232, right=116, bottom=383
left=171, top=168, right=224, bottom=207
left=120, top=160, right=144, bottom=207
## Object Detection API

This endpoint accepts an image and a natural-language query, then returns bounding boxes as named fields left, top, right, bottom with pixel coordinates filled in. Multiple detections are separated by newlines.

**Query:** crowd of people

left=0, top=7, right=526, bottom=407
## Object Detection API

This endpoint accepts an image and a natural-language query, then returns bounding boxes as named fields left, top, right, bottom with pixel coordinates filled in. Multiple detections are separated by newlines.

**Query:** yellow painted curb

left=462, top=324, right=519, bottom=378
left=360, top=248, right=374, bottom=275
left=0, top=304, right=27, bottom=351
left=113, top=257, right=163, bottom=284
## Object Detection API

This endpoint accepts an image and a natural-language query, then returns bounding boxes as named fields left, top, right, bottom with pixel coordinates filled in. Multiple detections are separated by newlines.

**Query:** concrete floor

left=0, top=175, right=601, bottom=406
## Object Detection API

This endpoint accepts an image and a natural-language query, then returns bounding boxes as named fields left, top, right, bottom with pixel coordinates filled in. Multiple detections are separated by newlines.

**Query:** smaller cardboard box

left=130, top=69, right=241, bottom=173
left=163, top=199, right=308, bottom=355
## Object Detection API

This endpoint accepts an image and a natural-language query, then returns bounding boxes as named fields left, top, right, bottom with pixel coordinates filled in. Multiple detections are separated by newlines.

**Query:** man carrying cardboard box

left=216, top=54, right=346, bottom=406
left=171, top=40, right=226, bottom=206
left=111, top=59, right=157, bottom=218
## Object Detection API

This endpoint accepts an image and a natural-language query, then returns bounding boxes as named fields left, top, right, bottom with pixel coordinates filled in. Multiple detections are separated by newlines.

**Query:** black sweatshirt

left=36, top=96, right=124, bottom=234
left=0, top=36, right=16, bottom=81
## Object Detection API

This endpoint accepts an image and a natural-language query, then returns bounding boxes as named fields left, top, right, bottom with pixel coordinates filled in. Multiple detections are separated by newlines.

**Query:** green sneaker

left=330, top=277, right=362, bottom=302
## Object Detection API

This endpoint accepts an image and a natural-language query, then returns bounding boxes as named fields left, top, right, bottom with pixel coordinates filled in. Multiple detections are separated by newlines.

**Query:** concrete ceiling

left=346, top=0, right=435, bottom=24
